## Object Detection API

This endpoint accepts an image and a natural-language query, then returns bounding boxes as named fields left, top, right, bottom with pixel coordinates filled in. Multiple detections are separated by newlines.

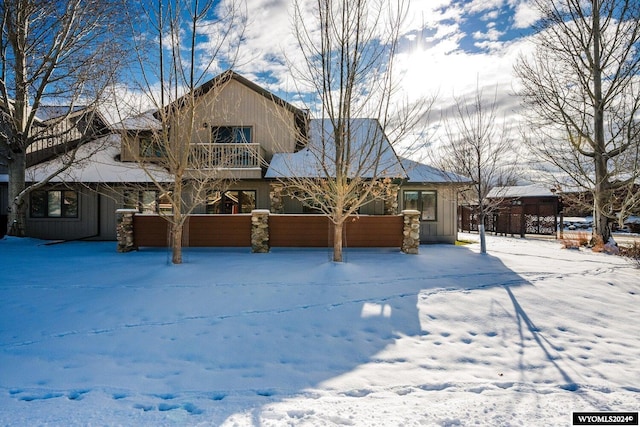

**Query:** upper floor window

left=30, top=190, right=78, bottom=218
left=403, top=190, right=437, bottom=221
left=140, top=136, right=166, bottom=158
left=212, top=126, right=252, bottom=144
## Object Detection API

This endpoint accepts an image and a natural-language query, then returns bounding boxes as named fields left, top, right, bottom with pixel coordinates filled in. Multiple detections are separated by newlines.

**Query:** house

left=1, top=103, right=110, bottom=237
left=6, top=70, right=468, bottom=244
left=459, top=184, right=561, bottom=237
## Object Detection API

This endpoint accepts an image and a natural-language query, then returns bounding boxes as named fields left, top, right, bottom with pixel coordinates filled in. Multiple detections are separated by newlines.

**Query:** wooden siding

left=1, top=183, right=7, bottom=236
left=133, top=215, right=169, bottom=247
left=133, top=214, right=403, bottom=248
left=134, top=214, right=252, bottom=247
left=270, top=215, right=330, bottom=247
left=187, top=215, right=251, bottom=247
left=26, top=187, right=100, bottom=240
left=401, top=185, right=459, bottom=244
left=174, top=79, right=298, bottom=160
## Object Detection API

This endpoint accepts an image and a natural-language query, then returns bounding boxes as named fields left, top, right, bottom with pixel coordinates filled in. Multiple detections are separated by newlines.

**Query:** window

left=123, top=190, right=172, bottom=214
left=206, top=190, right=256, bottom=214
left=140, top=136, right=165, bottom=158
left=30, top=190, right=78, bottom=218
left=211, top=126, right=252, bottom=143
left=403, top=190, right=437, bottom=221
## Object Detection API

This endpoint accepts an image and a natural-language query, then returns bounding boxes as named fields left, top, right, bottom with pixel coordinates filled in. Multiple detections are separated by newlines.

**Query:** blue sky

left=116, top=0, right=541, bottom=157
left=223, top=0, right=539, bottom=123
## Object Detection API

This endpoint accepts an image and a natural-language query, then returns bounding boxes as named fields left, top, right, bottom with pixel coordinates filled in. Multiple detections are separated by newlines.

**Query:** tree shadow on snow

left=0, top=240, right=610, bottom=424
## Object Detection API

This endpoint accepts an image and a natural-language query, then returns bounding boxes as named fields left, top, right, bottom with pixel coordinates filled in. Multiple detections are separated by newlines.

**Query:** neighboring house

left=10, top=70, right=468, bottom=244
left=0, top=103, right=109, bottom=237
left=460, top=184, right=561, bottom=237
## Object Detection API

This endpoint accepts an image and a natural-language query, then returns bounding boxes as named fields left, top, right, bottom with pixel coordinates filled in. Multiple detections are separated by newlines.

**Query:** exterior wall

left=26, top=186, right=99, bottom=240
left=1, top=182, right=7, bottom=236
left=399, top=184, right=459, bottom=244
left=172, top=79, right=299, bottom=160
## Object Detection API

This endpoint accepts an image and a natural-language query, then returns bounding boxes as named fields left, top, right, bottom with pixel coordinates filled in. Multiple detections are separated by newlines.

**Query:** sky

left=230, top=0, right=539, bottom=120
left=103, top=0, right=542, bottom=176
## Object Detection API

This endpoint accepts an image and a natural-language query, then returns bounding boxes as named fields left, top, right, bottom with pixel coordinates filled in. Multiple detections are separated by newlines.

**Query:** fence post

left=116, top=209, right=138, bottom=253
left=401, top=209, right=420, bottom=254
left=251, top=209, right=270, bottom=253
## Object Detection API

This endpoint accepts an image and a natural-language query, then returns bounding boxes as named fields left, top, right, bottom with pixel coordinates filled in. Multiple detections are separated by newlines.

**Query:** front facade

left=9, top=71, right=467, bottom=244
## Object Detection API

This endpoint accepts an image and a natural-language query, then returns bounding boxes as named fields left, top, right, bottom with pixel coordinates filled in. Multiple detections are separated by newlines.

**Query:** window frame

left=206, top=190, right=256, bottom=214
left=211, top=126, right=252, bottom=144
left=403, top=190, right=437, bottom=222
left=139, top=135, right=166, bottom=159
left=30, top=189, right=79, bottom=219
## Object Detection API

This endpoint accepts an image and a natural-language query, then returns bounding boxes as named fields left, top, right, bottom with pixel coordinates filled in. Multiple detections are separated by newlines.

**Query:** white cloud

left=473, top=27, right=504, bottom=41
left=466, top=0, right=504, bottom=14
left=512, top=1, right=540, bottom=29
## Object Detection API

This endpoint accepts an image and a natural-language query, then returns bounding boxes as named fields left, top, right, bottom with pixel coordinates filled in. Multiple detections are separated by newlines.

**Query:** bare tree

left=0, top=0, right=126, bottom=237
left=118, top=0, right=246, bottom=264
left=515, top=0, right=640, bottom=244
left=274, top=0, right=428, bottom=262
left=436, top=84, right=517, bottom=254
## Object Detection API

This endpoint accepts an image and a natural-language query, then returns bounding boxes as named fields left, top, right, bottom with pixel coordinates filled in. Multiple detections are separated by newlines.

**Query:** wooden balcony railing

left=188, top=143, right=263, bottom=169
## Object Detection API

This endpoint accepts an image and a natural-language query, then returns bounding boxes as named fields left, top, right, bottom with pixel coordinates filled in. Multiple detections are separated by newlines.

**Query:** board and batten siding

left=401, top=185, right=459, bottom=244
left=26, top=187, right=99, bottom=240
left=174, top=79, right=299, bottom=160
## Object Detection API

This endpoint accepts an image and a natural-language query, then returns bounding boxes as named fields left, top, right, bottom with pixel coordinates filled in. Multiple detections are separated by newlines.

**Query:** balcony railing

left=188, top=143, right=263, bottom=170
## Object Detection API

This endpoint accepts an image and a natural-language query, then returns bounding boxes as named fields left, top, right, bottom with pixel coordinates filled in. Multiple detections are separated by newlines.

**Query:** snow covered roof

left=26, top=134, right=173, bottom=183
left=113, top=111, right=162, bottom=131
left=266, top=118, right=406, bottom=179
left=400, top=157, right=471, bottom=184
left=487, top=184, right=559, bottom=199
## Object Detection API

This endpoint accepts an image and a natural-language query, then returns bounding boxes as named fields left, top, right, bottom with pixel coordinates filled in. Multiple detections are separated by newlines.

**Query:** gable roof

left=162, top=70, right=307, bottom=118
left=265, top=118, right=406, bottom=179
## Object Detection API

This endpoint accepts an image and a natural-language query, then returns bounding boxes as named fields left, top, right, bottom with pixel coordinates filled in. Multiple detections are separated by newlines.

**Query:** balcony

left=188, top=143, right=265, bottom=179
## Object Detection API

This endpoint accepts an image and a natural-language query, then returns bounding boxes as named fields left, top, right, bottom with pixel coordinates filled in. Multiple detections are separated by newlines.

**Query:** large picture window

left=206, top=190, right=256, bottom=214
left=211, top=126, right=252, bottom=144
left=403, top=190, right=437, bottom=221
left=123, top=190, right=173, bottom=214
left=30, top=190, right=78, bottom=218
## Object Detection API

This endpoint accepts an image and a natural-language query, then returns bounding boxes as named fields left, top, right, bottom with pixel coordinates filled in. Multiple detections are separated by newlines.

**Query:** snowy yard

left=0, top=233, right=638, bottom=426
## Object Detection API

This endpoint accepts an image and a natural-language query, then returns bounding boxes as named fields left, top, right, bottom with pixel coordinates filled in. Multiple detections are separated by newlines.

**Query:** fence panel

left=188, top=215, right=252, bottom=246
left=133, top=214, right=404, bottom=248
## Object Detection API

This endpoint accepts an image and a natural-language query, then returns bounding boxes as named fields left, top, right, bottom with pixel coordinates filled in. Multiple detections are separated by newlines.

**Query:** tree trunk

left=593, top=166, right=612, bottom=244
left=171, top=221, right=183, bottom=264
left=333, top=220, right=344, bottom=262
left=7, top=151, right=27, bottom=237
left=478, top=213, right=487, bottom=254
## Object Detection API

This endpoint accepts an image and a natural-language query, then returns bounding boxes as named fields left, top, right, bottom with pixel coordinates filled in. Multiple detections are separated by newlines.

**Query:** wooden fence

left=133, top=213, right=403, bottom=248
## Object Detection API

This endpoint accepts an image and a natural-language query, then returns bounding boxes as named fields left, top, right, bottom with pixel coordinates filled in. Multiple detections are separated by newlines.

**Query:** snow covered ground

left=0, top=233, right=638, bottom=426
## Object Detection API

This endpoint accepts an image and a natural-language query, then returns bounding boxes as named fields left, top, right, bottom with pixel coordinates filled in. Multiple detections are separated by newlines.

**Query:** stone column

left=401, top=209, right=420, bottom=254
left=269, top=184, right=285, bottom=214
left=251, top=209, right=270, bottom=253
left=116, top=209, right=138, bottom=253
left=384, top=184, right=399, bottom=215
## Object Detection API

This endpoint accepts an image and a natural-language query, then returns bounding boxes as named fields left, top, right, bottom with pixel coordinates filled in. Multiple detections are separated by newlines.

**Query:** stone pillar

left=251, top=209, right=270, bottom=253
left=116, top=209, right=138, bottom=253
left=269, top=184, right=285, bottom=214
left=384, top=184, right=399, bottom=215
left=401, top=209, right=420, bottom=254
